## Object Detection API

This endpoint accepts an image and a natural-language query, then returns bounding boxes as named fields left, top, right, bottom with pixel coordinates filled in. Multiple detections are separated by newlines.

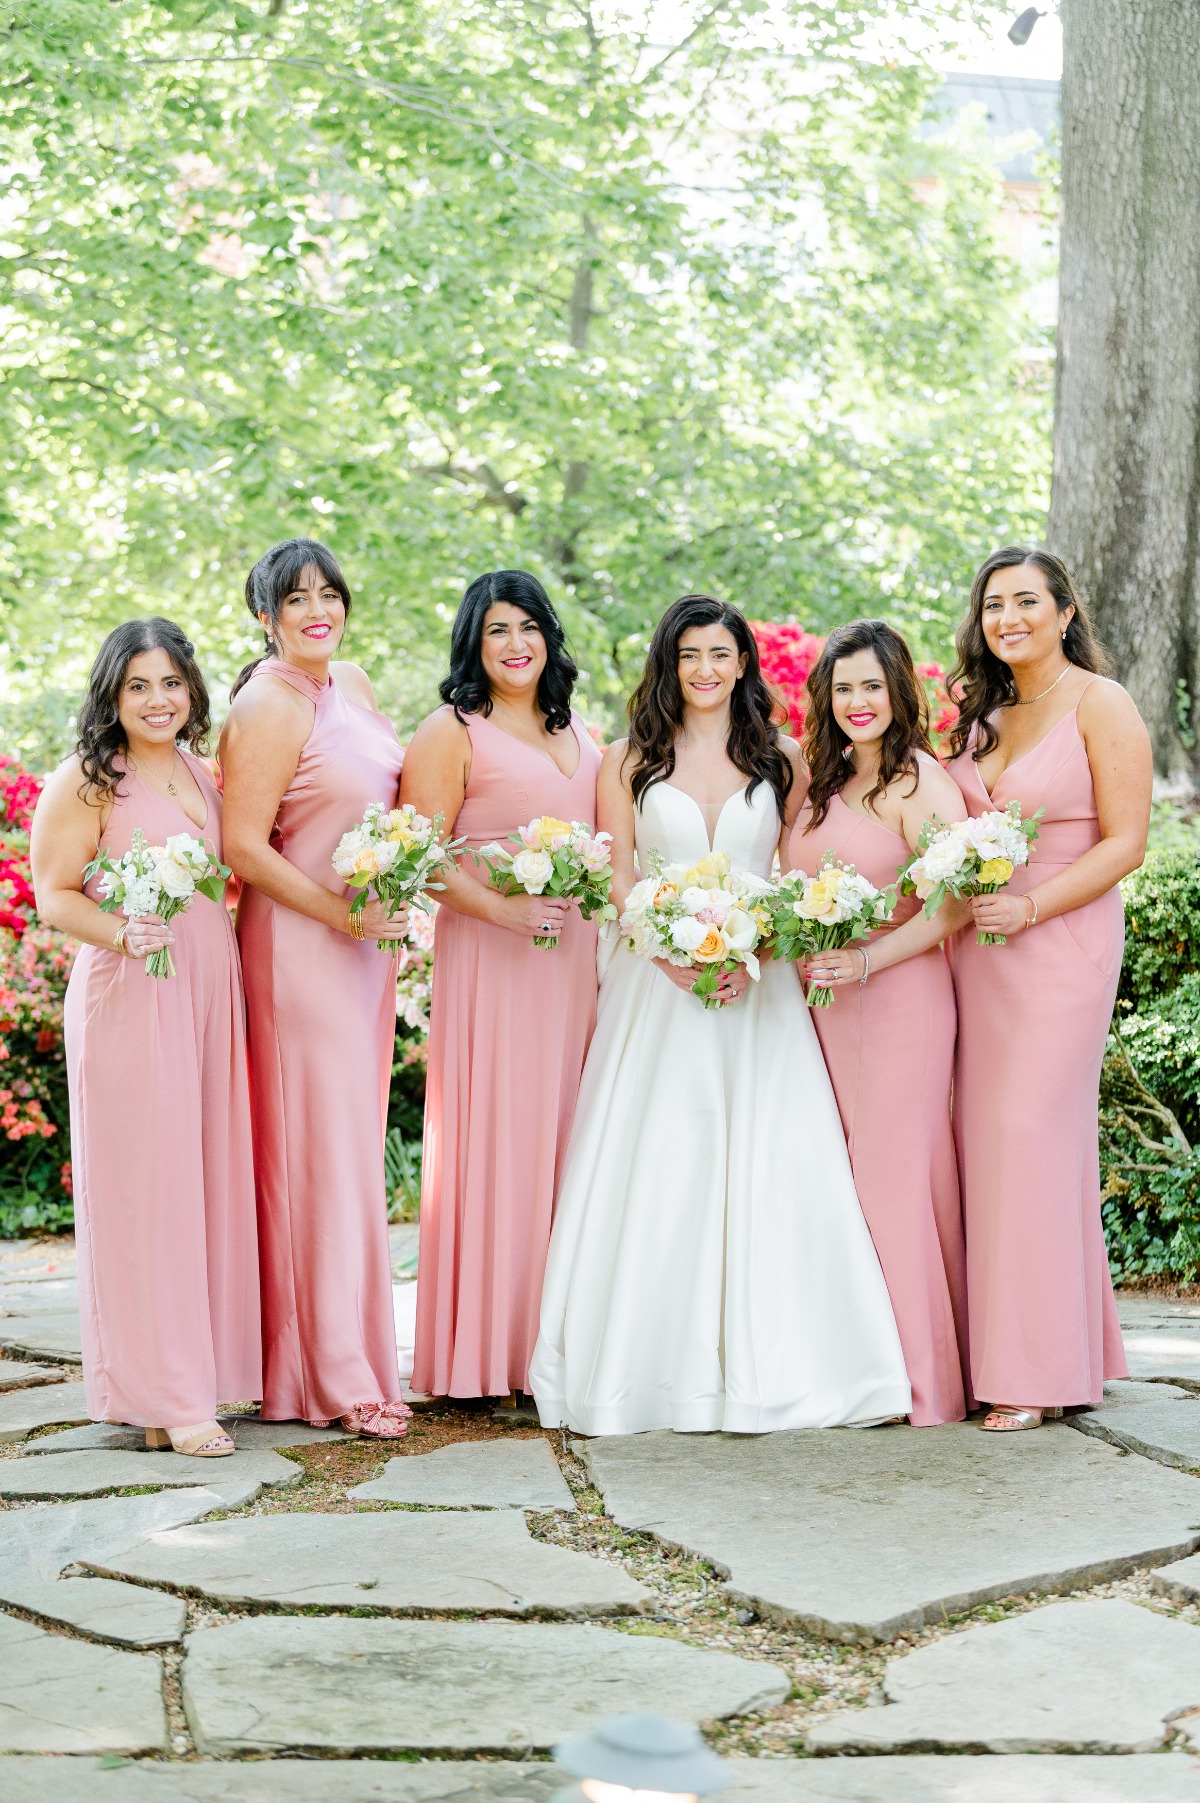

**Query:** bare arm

left=220, top=675, right=404, bottom=939
left=29, top=760, right=173, bottom=960
left=971, top=680, right=1152, bottom=939
left=598, top=741, right=637, bottom=914
left=777, top=737, right=808, bottom=866
left=399, top=710, right=572, bottom=941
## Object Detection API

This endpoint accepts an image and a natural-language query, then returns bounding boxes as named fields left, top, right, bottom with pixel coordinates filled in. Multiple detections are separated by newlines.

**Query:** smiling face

left=676, top=624, right=747, bottom=714
left=830, top=648, right=893, bottom=750
left=980, top=561, right=1073, bottom=670
left=261, top=562, right=347, bottom=666
left=479, top=601, right=548, bottom=702
left=117, top=649, right=192, bottom=755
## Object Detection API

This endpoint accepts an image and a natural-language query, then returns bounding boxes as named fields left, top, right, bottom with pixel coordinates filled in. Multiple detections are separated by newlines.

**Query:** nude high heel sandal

left=145, top=1424, right=236, bottom=1457
left=979, top=1406, right=1065, bottom=1433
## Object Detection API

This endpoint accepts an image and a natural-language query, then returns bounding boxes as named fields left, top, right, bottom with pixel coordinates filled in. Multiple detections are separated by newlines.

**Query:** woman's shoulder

left=330, top=660, right=376, bottom=708
left=1076, top=673, right=1141, bottom=727
left=405, top=705, right=473, bottom=758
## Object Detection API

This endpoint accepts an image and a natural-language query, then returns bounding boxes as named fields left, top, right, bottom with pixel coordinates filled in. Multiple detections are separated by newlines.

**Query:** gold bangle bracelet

left=348, top=911, right=365, bottom=941
left=112, top=922, right=130, bottom=956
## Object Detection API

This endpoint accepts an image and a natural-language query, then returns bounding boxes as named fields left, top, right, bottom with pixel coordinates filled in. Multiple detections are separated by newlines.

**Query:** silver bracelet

left=858, top=946, right=870, bottom=986
left=1026, top=895, right=1039, bottom=930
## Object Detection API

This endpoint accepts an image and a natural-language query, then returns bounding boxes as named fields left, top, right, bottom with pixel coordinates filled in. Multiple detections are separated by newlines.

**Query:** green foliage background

left=0, top=0, right=1048, bottom=757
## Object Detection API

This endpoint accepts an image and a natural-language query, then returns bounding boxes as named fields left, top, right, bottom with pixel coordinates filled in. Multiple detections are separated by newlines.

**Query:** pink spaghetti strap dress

left=790, top=795, right=969, bottom=1424
left=413, top=708, right=602, bottom=1397
left=948, top=697, right=1128, bottom=1408
left=235, top=661, right=404, bottom=1422
left=63, top=752, right=261, bottom=1427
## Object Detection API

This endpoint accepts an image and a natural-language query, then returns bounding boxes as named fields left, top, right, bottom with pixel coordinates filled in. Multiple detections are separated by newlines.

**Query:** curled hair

left=948, top=545, right=1112, bottom=761
left=76, top=618, right=211, bottom=802
left=625, top=594, right=793, bottom=816
left=439, top=570, right=577, bottom=733
left=803, top=620, right=931, bottom=830
left=232, top=537, right=352, bottom=697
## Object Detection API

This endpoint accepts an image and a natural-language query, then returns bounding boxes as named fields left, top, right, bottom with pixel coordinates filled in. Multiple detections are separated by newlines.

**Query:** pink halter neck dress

left=413, top=707, right=601, bottom=1397
left=948, top=692, right=1128, bottom=1408
left=790, top=792, right=969, bottom=1426
left=63, top=752, right=262, bottom=1426
left=235, top=660, right=404, bottom=1422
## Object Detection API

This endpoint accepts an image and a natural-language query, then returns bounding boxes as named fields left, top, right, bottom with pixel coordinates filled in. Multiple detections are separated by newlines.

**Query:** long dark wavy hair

left=625, top=594, right=793, bottom=815
left=948, top=545, right=1112, bottom=761
left=231, top=537, right=352, bottom=698
left=439, top=569, right=577, bottom=732
left=803, top=619, right=932, bottom=829
left=76, top=618, right=211, bottom=803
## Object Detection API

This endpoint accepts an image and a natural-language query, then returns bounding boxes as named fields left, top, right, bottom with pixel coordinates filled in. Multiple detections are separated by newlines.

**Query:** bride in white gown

left=530, top=595, right=911, bottom=1435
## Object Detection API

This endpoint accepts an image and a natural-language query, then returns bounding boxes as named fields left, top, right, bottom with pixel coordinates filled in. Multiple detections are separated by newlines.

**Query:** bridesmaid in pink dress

left=31, top=619, right=260, bottom=1457
left=946, top=546, right=1151, bottom=1430
left=791, top=620, right=970, bottom=1425
left=220, top=539, right=410, bottom=1437
left=401, top=570, right=601, bottom=1399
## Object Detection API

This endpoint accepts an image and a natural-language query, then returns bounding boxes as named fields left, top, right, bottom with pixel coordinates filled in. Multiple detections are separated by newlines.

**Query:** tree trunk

left=1047, top=0, right=1200, bottom=784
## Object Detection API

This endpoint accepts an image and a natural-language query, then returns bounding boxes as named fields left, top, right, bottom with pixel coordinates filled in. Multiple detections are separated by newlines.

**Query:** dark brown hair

left=948, top=545, right=1112, bottom=761
left=231, top=537, right=352, bottom=698
left=76, top=618, right=211, bottom=802
left=625, top=594, right=793, bottom=815
left=440, top=569, right=577, bottom=732
left=803, top=619, right=931, bottom=829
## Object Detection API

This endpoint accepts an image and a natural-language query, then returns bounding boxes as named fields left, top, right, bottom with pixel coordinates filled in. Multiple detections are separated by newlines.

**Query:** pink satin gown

left=63, top=753, right=261, bottom=1426
left=413, top=709, right=601, bottom=1396
left=235, top=661, right=404, bottom=1421
left=790, top=795, right=969, bottom=1425
left=948, top=695, right=1128, bottom=1408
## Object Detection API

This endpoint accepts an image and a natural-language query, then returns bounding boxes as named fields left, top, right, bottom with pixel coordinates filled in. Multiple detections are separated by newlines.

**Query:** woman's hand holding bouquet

left=901, top=800, right=1042, bottom=945
left=333, top=803, right=462, bottom=946
left=477, top=816, right=616, bottom=948
left=766, top=856, right=895, bottom=1007
left=85, top=827, right=231, bottom=978
left=620, top=849, right=773, bottom=1009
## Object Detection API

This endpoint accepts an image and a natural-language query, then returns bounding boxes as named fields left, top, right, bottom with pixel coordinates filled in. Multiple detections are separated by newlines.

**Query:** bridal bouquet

left=333, top=803, right=460, bottom=944
left=901, top=800, right=1043, bottom=945
left=84, top=827, right=230, bottom=979
left=766, top=856, right=896, bottom=1007
left=477, top=816, right=616, bottom=948
left=621, top=848, right=774, bottom=1009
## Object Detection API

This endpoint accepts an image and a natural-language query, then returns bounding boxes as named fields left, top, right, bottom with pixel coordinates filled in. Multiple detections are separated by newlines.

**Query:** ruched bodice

left=635, top=780, right=780, bottom=877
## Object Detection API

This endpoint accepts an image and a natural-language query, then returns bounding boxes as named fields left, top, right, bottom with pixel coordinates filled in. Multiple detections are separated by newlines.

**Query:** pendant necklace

left=1013, top=663, right=1072, bottom=707
left=129, top=751, right=181, bottom=797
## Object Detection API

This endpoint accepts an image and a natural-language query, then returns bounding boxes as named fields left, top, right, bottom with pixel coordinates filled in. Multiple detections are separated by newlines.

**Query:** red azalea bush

left=0, top=758, right=75, bottom=1235
left=751, top=623, right=958, bottom=753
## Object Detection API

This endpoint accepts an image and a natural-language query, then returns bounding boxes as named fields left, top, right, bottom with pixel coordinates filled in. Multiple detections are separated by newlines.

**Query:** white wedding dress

left=529, top=779, right=911, bottom=1436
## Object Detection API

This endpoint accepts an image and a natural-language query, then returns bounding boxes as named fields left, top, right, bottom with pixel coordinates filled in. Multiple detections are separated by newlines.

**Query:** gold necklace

left=1012, top=663, right=1072, bottom=707
left=128, top=750, right=181, bottom=797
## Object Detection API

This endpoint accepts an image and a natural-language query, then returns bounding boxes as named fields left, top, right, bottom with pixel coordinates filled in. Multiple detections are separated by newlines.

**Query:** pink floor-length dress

left=790, top=795, right=969, bottom=1425
left=413, top=709, right=601, bottom=1397
left=64, top=753, right=261, bottom=1426
left=948, top=697, right=1128, bottom=1408
left=235, top=661, right=404, bottom=1421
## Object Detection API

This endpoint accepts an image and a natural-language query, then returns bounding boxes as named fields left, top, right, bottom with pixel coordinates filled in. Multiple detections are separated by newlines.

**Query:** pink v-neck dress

left=63, top=752, right=262, bottom=1426
left=790, top=794, right=969, bottom=1425
left=235, top=661, right=404, bottom=1422
left=413, top=708, right=602, bottom=1397
left=948, top=697, right=1128, bottom=1408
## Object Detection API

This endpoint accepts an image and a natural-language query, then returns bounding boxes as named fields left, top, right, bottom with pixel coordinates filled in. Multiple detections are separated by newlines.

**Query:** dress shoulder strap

left=246, top=658, right=329, bottom=703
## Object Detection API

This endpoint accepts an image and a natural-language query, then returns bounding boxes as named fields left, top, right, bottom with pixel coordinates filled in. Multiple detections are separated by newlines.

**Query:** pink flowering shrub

left=0, top=761, right=75, bottom=1234
left=750, top=623, right=957, bottom=755
left=390, top=906, right=435, bottom=1143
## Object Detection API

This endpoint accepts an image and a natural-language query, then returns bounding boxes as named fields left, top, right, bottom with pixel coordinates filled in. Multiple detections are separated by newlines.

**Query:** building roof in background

left=927, top=72, right=1059, bottom=182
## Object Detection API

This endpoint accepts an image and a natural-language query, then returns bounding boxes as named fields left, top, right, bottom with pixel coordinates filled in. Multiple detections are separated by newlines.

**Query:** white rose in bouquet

left=922, top=835, right=970, bottom=883
left=670, top=916, right=709, bottom=954
left=622, top=876, right=658, bottom=918
left=510, top=847, right=554, bottom=892
left=163, top=833, right=212, bottom=876
left=679, top=886, right=710, bottom=915
left=154, top=855, right=196, bottom=900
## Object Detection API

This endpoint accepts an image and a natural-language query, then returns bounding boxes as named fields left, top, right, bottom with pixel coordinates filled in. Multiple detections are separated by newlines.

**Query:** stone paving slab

left=28, top=1417, right=349, bottom=1455
left=1101, top=1378, right=1191, bottom=1404
left=3, top=1760, right=1199, bottom=1803
left=0, top=1381, right=90, bottom=1442
left=96, top=1510, right=650, bottom=1616
left=1151, top=1549, right=1200, bottom=1604
left=0, top=1360, right=65, bottom=1391
left=0, top=1313, right=83, bottom=1361
left=1071, top=1397, right=1200, bottom=1470
left=580, top=1422, right=1200, bottom=1642
left=0, top=1488, right=257, bottom=1580
left=0, top=1448, right=301, bottom=1499
left=349, top=1437, right=576, bottom=1510
left=0, top=1612, right=167, bottom=1752
left=808, top=1598, right=1200, bottom=1753
left=0, top=1573, right=185, bottom=1645
left=182, top=1618, right=789, bottom=1752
